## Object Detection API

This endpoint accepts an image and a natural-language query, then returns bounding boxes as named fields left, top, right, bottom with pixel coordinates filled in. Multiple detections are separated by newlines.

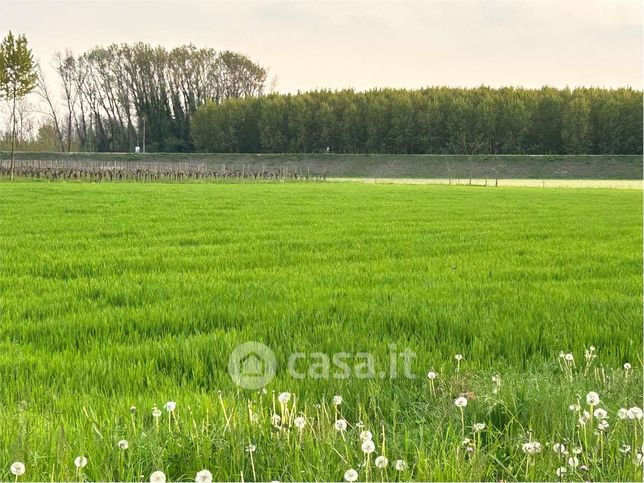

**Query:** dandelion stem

left=249, top=450, right=256, bottom=482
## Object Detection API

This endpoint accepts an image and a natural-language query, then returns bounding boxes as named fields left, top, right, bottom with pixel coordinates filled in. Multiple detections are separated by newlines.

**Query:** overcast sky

left=0, top=0, right=642, bottom=92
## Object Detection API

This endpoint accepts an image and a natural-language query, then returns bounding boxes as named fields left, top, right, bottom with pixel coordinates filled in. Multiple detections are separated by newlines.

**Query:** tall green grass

left=0, top=182, right=641, bottom=481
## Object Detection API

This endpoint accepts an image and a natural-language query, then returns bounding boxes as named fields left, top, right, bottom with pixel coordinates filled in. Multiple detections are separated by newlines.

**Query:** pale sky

left=0, top=0, right=642, bottom=93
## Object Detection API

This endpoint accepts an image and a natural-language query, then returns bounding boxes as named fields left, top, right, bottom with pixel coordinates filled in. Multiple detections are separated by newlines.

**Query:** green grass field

left=0, top=182, right=642, bottom=482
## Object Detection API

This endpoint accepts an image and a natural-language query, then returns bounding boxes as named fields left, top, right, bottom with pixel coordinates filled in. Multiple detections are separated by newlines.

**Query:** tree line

left=37, top=43, right=267, bottom=153
left=192, top=87, right=642, bottom=155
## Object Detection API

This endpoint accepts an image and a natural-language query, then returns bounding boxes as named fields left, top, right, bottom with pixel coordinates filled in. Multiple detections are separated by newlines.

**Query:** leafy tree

left=192, top=86, right=643, bottom=155
left=0, top=31, right=37, bottom=179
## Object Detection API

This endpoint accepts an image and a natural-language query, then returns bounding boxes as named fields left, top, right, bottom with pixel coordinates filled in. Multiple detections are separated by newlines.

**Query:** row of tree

left=38, top=43, right=267, bottom=153
left=192, top=87, right=643, bottom=154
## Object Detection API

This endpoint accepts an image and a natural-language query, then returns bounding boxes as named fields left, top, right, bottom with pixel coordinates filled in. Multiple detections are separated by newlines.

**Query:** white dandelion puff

left=568, top=404, right=580, bottom=412
left=627, top=407, right=643, bottom=420
left=335, top=419, right=348, bottom=431
left=624, top=362, right=632, bottom=370
left=617, top=408, right=628, bottom=420
left=454, top=354, right=463, bottom=361
left=564, top=353, right=574, bottom=362
left=152, top=407, right=162, bottom=418
left=585, top=391, right=600, bottom=406
left=294, top=416, right=306, bottom=430
left=360, top=430, right=373, bottom=442
left=117, top=439, right=129, bottom=450
left=620, top=444, right=631, bottom=454
left=454, top=396, right=468, bottom=408
left=427, top=371, right=437, bottom=380
left=556, top=466, right=567, bottom=477
left=10, top=462, right=25, bottom=477
left=375, top=456, right=388, bottom=469
left=278, top=392, right=291, bottom=405
left=594, top=408, right=608, bottom=419
left=361, top=439, right=376, bottom=454
left=246, top=444, right=257, bottom=453
left=568, top=456, right=579, bottom=468
left=150, top=471, right=166, bottom=483
left=195, top=469, right=212, bottom=483
left=344, top=469, right=358, bottom=482
left=271, top=414, right=282, bottom=426
left=394, top=460, right=407, bottom=471
left=553, top=443, right=567, bottom=455
left=333, top=395, right=343, bottom=406
left=522, top=442, right=542, bottom=454
left=164, top=401, right=176, bottom=412
left=473, top=423, right=485, bottom=432
left=74, top=456, right=88, bottom=469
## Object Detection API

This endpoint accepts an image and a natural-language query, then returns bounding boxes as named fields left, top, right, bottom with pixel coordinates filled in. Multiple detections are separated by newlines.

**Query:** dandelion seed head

left=572, top=446, right=583, bottom=455
left=454, top=354, right=463, bottom=361
left=271, top=414, right=282, bottom=426
left=627, top=407, right=643, bottom=420
left=278, top=392, right=291, bottom=405
left=624, top=362, right=632, bottom=370
left=333, top=395, right=343, bottom=406
left=597, top=419, right=609, bottom=431
left=585, top=391, right=600, bottom=406
left=522, top=442, right=542, bottom=454
left=564, top=353, right=574, bottom=362
left=164, top=401, right=176, bottom=412
left=427, top=371, right=437, bottom=380
left=568, top=404, right=580, bottom=412
left=394, top=459, right=407, bottom=471
left=620, top=444, right=631, bottom=454
left=375, top=456, right=388, bottom=469
left=152, top=407, right=162, bottom=418
left=473, top=423, right=485, bottom=432
left=335, top=419, right=348, bottom=431
left=553, top=443, right=567, bottom=455
left=10, top=462, right=25, bottom=477
left=129, top=406, right=137, bottom=414
left=360, top=430, right=373, bottom=442
left=593, top=408, right=608, bottom=419
left=568, top=456, right=579, bottom=468
left=556, top=466, right=567, bottom=477
left=118, top=439, right=129, bottom=450
left=74, top=456, right=88, bottom=469
left=344, top=469, right=358, bottom=482
left=294, top=416, right=306, bottom=430
left=617, top=408, right=628, bottom=420
left=361, top=439, right=376, bottom=454
left=150, top=471, right=166, bottom=483
left=454, top=396, right=468, bottom=408
left=195, top=469, right=212, bottom=483
left=246, top=444, right=257, bottom=453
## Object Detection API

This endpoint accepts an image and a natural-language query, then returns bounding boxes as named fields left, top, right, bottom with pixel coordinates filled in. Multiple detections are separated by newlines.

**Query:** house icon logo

left=228, top=341, right=277, bottom=389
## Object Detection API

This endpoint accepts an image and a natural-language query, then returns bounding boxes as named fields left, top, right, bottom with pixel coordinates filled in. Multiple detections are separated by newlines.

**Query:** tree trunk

left=10, top=88, right=17, bottom=181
